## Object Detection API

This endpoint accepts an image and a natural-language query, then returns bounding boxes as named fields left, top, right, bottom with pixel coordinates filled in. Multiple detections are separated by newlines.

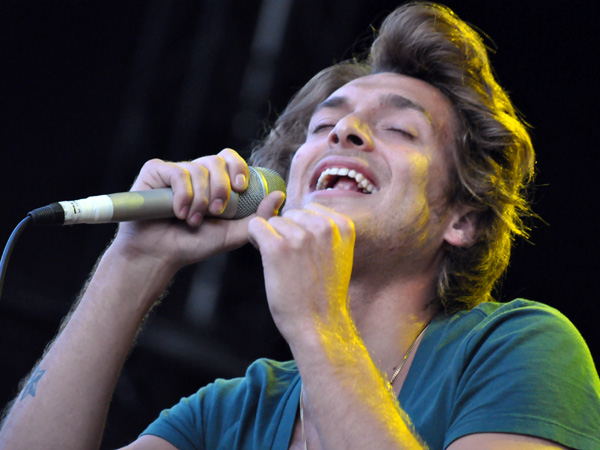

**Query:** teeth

left=315, top=167, right=377, bottom=194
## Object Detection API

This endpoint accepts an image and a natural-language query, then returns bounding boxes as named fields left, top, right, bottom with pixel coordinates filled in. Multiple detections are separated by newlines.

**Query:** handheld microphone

left=27, top=167, right=286, bottom=225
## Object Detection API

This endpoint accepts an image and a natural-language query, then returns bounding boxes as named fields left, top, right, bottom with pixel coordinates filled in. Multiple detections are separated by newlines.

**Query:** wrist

left=287, top=310, right=360, bottom=365
left=92, top=243, right=178, bottom=315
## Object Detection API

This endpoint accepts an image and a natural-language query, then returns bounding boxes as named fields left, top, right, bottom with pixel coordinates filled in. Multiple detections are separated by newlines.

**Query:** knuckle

left=188, top=163, right=208, bottom=179
left=213, top=155, right=227, bottom=168
left=172, top=162, right=191, bottom=175
left=289, top=232, right=310, bottom=250
left=141, top=158, right=164, bottom=172
left=313, top=216, right=336, bottom=238
left=194, top=195, right=210, bottom=210
left=339, top=216, right=355, bottom=234
left=192, top=154, right=225, bottom=170
left=145, top=157, right=163, bottom=166
left=219, top=147, right=238, bottom=159
left=219, top=148, right=247, bottom=172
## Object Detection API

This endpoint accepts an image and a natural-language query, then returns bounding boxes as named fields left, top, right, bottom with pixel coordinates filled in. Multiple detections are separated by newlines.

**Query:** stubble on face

left=287, top=73, right=460, bottom=276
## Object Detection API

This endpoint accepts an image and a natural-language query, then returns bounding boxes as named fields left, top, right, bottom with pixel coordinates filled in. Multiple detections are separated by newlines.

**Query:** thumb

left=255, top=191, right=286, bottom=220
left=218, top=191, right=285, bottom=252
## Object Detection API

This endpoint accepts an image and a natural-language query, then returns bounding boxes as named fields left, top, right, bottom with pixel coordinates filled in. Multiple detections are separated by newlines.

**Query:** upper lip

left=309, top=157, right=379, bottom=193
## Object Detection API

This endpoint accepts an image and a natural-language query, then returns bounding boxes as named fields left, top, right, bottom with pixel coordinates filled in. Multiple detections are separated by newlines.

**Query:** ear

left=443, top=207, right=479, bottom=248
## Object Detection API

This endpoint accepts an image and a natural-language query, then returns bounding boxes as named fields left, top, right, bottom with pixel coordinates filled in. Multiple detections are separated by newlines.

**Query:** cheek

left=425, top=155, right=453, bottom=207
left=386, top=153, right=433, bottom=229
left=284, top=147, right=311, bottom=210
left=409, top=153, right=431, bottom=179
left=401, top=153, right=431, bottom=197
left=290, top=140, right=315, bottom=163
left=290, top=144, right=307, bottom=168
left=282, top=177, right=302, bottom=211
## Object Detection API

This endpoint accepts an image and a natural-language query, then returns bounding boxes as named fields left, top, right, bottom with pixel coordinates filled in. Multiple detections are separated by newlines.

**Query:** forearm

left=0, top=245, right=175, bottom=450
left=292, top=317, right=426, bottom=450
left=249, top=205, right=424, bottom=448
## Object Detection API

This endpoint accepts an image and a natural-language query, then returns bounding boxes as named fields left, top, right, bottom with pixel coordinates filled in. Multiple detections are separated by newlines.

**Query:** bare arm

left=0, top=149, right=285, bottom=450
left=0, top=244, right=176, bottom=449
left=249, top=203, right=425, bottom=450
left=248, top=204, right=572, bottom=450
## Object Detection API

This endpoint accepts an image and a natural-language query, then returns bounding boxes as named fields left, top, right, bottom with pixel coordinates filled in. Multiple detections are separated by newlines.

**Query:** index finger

left=303, top=202, right=355, bottom=237
left=193, top=148, right=249, bottom=192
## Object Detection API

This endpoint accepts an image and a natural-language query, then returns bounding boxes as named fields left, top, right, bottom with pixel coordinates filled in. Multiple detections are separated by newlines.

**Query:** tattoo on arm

left=20, top=367, right=46, bottom=401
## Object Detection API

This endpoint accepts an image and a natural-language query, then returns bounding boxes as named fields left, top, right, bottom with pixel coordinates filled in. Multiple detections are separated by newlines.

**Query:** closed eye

left=388, top=128, right=416, bottom=140
left=312, top=123, right=335, bottom=134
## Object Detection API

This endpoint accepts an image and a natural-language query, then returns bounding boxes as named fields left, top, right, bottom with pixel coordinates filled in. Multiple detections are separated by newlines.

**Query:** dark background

left=0, top=1, right=598, bottom=447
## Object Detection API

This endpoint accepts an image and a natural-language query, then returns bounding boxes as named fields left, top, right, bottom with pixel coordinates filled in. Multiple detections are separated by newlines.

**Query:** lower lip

left=308, top=189, right=371, bottom=199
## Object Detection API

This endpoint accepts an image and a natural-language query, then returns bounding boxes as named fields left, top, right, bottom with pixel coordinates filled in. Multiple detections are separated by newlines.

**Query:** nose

left=328, top=116, right=374, bottom=151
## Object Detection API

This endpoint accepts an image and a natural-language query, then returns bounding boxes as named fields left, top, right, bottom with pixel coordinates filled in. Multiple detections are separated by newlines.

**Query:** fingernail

left=235, top=174, right=247, bottom=189
left=211, top=199, right=225, bottom=215
left=274, top=194, right=286, bottom=216
left=180, top=206, right=189, bottom=219
left=189, top=212, right=202, bottom=226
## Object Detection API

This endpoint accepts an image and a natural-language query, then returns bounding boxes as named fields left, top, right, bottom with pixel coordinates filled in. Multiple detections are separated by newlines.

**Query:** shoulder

left=432, top=299, right=597, bottom=383
left=439, top=299, right=587, bottom=350
left=448, top=298, right=571, bottom=326
left=417, top=299, right=600, bottom=449
left=471, top=298, right=574, bottom=325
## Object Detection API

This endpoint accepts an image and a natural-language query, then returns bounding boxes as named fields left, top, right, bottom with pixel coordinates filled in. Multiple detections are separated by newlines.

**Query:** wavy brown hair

left=251, top=2, right=535, bottom=312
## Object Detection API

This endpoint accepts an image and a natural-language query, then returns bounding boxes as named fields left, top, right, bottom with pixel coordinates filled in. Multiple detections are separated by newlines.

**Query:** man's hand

left=248, top=202, right=355, bottom=344
left=111, top=148, right=285, bottom=272
left=0, top=148, right=285, bottom=450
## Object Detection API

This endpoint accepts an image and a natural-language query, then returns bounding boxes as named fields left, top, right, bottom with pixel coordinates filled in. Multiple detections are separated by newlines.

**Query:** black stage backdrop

left=1, top=1, right=598, bottom=447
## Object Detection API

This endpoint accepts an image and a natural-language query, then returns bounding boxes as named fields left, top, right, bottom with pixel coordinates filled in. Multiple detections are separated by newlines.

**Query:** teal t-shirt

left=141, top=300, right=600, bottom=449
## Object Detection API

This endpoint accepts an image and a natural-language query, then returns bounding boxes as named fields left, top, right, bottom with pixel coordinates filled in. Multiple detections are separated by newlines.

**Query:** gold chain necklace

left=299, top=323, right=430, bottom=450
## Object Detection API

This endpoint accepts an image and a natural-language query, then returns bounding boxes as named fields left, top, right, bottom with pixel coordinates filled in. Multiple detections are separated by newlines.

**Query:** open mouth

left=315, top=167, right=377, bottom=194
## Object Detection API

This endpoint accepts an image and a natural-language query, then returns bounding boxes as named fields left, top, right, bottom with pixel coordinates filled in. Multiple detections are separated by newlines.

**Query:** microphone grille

left=234, top=167, right=286, bottom=219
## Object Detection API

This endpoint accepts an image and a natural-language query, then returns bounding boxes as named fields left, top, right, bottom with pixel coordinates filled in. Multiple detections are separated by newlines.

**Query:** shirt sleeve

left=139, top=358, right=300, bottom=450
left=140, top=385, right=211, bottom=450
left=444, top=302, right=600, bottom=449
left=140, top=369, right=258, bottom=450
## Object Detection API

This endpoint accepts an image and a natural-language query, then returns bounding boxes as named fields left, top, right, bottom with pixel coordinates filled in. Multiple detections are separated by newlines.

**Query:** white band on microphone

left=59, top=195, right=114, bottom=224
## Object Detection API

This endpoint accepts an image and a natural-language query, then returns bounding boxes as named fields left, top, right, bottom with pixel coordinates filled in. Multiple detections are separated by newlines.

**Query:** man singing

left=1, top=3, right=599, bottom=449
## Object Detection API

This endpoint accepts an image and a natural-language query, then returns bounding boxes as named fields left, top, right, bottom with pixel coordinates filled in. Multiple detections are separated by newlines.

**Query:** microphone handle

left=69, top=189, right=176, bottom=224
left=29, top=189, right=243, bottom=225
left=104, top=189, right=241, bottom=222
left=27, top=166, right=284, bottom=225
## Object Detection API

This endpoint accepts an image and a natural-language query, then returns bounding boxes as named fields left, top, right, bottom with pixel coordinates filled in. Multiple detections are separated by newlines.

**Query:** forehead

left=319, top=72, right=456, bottom=130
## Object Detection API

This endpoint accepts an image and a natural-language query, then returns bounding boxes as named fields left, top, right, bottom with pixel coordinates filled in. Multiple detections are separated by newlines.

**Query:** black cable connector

left=27, top=203, right=65, bottom=226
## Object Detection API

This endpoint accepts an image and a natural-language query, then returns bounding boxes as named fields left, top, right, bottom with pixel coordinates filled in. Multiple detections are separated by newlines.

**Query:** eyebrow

left=313, top=93, right=432, bottom=125
left=314, top=95, right=347, bottom=112
left=379, top=93, right=432, bottom=124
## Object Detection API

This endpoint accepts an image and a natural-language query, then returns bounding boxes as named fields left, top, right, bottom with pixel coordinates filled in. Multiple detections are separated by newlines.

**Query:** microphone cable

left=0, top=215, right=32, bottom=302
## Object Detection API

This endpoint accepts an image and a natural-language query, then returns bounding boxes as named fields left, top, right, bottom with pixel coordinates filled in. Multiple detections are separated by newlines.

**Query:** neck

left=346, top=259, right=440, bottom=380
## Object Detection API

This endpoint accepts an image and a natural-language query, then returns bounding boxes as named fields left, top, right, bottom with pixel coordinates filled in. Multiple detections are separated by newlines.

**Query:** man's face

left=284, top=72, right=460, bottom=263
